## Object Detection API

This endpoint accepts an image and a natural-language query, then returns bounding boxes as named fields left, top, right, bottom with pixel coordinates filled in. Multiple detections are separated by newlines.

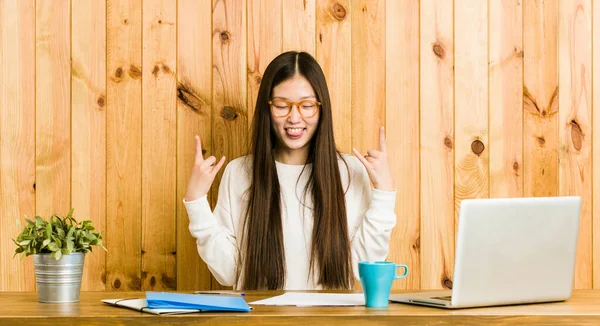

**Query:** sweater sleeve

left=183, top=163, right=239, bottom=287
left=348, top=158, right=397, bottom=279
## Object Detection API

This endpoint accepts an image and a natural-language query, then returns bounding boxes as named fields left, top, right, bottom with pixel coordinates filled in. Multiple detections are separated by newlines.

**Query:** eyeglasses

left=268, top=99, right=321, bottom=118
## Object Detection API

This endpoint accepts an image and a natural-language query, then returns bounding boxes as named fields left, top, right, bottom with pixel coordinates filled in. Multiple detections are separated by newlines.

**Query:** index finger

left=379, top=126, right=387, bottom=152
left=194, top=135, right=204, bottom=162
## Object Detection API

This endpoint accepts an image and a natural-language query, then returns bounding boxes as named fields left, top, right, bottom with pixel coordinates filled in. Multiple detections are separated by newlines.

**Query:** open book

left=102, top=298, right=201, bottom=315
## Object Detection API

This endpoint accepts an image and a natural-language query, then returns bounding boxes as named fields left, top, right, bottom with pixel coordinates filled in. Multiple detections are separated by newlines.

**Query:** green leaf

left=45, top=223, right=52, bottom=239
left=34, top=216, right=44, bottom=227
left=66, top=239, right=74, bottom=252
left=47, top=242, right=59, bottom=252
left=51, top=250, right=62, bottom=260
left=18, top=240, right=31, bottom=246
left=41, top=239, right=51, bottom=249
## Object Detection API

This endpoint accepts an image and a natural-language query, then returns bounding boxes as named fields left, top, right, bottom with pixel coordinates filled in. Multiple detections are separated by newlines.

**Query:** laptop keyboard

left=431, top=296, right=452, bottom=301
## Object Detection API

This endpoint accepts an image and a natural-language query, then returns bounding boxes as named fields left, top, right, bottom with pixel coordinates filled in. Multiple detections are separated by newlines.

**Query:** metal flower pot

left=33, top=252, right=85, bottom=303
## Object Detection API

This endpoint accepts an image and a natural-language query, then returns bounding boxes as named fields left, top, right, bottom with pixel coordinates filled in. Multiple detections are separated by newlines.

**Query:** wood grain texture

left=316, top=0, right=351, bottom=153
left=176, top=0, right=213, bottom=291
left=106, top=0, right=143, bottom=291
left=594, top=0, right=600, bottom=290
left=558, top=0, right=592, bottom=289
left=0, top=0, right=36, bottom=292
left=2, top=290, right=600, bottom=325
left=489, top=0, right=523, bottom=198
left=523, top=0, right=559, bottom=198
left=283, top=0, right=316, bottom=56
left=5, top=0, right=600, bottom=294
left=141, top=0, right=177, bottom=291
left=386, top=0, right=419, bottom=290
left=71, top=0, right=107, bottom=291
left=247, top=0, right=281, bottom=127
left=351, top=0, right=385, bottom=153
left=212, top=0, right=247, bottom=290
left=35, top=0, right=71, bottom=218
left=419, top=0, right=454, bottom=290
left=454, top=0, right=489, bottom=227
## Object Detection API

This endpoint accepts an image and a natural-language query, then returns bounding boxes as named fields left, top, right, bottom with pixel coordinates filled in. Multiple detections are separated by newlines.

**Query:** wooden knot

left=443, top=279, right=453, bottom=289
left=202, top=149, right=207, bottom=155
left=161, top=273, right=177, bottom=290
left=255, top=75, right=262, bottom=84
left=443, top=137, right=453, bottom=149
left=331, top=2, right=347, bottom=21
left=514, top=47, right=524, bottom=58
left=128, top=64, right=142, bottom=79
left=537, top=136, right=545, bottom=146
left=123, top=19, right=128, bottom=25
left=32, top=183, right=36, bottom=190
left=115, top=67, right=124, bottom=78
left=152, top=65, right=160, bottom=76
left=541, top=110, right=547, bottom=117
left=412, top=237, right=420, bottom=251
left=471, top=139, right=485, bottom=156
left=113, top=279, right=121, bottom=289
left=97, top=95, right=106, bottom=108
left=571, top=120, right=582, bottom=151
left=150, top=276, right=156, bottom=287
left=221, top=106, right=238, bottom=120
left=433, top=42, right=445, bottom=59
left=177, top=83, right=204, bottom=112
left=220, top=31, right=230, bottom=43
left=162, top=65, right=171, bottom=74
left=513, top=161, right=519, bottom=171
left=158, top=19, right=162, bottom=24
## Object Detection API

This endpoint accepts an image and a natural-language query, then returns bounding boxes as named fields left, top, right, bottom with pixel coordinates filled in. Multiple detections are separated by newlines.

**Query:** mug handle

left=395, top=264, right=409, bottom=279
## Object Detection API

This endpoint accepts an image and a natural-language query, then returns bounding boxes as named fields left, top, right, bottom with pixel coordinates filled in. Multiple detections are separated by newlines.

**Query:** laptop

left=390, top=196, right=581, bottom=309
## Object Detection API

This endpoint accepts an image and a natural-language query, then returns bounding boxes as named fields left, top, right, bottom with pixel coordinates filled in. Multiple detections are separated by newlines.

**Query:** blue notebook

left=146, top=292, right=252, bottom=312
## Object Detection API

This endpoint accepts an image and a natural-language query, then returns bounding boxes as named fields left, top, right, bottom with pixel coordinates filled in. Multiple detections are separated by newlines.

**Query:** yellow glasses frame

left=268, top=99, right=321, bottom=118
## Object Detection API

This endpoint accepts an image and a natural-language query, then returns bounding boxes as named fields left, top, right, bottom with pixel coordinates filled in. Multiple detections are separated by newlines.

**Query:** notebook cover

left=146, top=292, right=252, bottom=312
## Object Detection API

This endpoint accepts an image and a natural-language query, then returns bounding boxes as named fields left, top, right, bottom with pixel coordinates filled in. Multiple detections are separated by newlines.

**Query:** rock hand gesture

left=352, top=126, right=395, bottom=192
left=184, top=135, right=226, bottom=201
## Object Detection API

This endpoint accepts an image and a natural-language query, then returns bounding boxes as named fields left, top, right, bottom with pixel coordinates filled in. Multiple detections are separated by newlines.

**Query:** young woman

left=184, top=51, right=396, bottom=290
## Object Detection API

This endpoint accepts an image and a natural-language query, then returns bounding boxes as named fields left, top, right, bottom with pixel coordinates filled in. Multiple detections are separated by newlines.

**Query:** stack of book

left=102, top=291, right=252, bottom=315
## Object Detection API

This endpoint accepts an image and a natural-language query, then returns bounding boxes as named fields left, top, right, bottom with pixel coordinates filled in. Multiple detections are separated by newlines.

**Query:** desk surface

left=1, top=290, right=600, bottom=325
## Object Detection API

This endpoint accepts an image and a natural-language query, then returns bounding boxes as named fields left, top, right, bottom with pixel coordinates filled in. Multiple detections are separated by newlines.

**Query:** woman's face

left=269, top=75, right=320, bottom=162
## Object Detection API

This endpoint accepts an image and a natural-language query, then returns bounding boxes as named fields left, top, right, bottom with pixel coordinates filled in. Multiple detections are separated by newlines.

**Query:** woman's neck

left=273, top=146, right=309, bottom=165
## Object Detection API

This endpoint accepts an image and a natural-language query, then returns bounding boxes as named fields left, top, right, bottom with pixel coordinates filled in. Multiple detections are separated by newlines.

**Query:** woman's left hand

left=352, top=126, right=395, bottom=192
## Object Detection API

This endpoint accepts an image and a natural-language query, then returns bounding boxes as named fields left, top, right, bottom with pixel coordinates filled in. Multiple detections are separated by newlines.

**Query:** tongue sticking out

left=286, top=128, right=304, bottom=138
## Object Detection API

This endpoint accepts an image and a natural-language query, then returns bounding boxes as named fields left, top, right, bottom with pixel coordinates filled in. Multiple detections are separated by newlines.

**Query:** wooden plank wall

left=1, top=0, right=600, bottom=291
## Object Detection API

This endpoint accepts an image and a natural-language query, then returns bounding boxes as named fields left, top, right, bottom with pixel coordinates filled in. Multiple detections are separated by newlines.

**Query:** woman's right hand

left=184, top=135, right=226, bottom=201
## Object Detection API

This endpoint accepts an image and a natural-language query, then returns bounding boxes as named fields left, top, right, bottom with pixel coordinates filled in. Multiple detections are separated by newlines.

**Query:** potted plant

left=13, top=208, right=107, bottom=303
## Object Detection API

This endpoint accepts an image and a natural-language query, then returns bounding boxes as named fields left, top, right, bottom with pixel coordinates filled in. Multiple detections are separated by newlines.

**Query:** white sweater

left=184, top=154, right=397, bottom=290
